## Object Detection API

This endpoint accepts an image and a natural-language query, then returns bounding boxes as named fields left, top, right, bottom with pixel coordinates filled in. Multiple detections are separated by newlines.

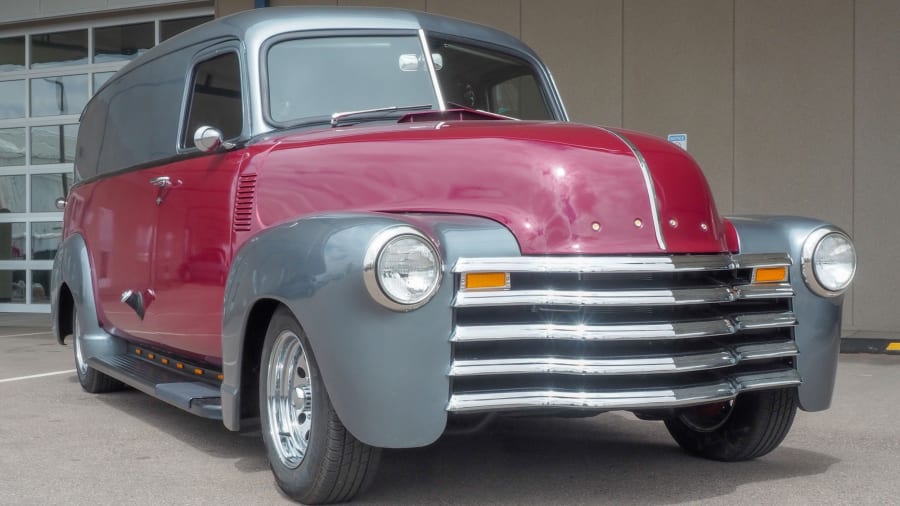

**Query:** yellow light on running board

left=887, top=343, right=900, bottom=352
left=464, top=272, right=509, bottom=290
left=754, top=266, right=788, bottom=283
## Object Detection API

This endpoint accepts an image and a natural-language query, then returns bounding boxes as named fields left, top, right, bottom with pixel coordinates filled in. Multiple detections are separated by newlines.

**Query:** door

left=86, top=171, right=160, bottom=338
left=138, top=48, right=246, bottom=362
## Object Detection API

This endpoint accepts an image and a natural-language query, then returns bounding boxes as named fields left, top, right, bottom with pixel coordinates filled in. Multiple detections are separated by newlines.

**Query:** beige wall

left=0, top=0, right=204, bottom=25
left=216, top=0, right=898, bottom=335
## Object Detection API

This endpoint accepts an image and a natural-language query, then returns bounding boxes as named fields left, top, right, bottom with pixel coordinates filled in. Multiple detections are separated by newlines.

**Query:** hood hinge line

left=599, top=128, right=667, bottom=251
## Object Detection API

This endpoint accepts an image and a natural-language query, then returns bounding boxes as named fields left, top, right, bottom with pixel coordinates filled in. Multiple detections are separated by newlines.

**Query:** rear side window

left=183, top=52, right=242, bottom=148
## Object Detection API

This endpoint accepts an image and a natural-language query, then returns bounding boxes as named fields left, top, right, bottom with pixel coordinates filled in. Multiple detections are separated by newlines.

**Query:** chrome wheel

left=73, top=310, right=88, bottom=377
left=266, top=329, right=313, bottom=469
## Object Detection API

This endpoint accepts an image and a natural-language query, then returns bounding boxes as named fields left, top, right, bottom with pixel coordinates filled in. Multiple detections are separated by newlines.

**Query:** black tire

left=259, top=307, right=381, bottom=504
left=71, top=306, right=123, bottom=393
left=664, top=388, right=798, bottom=461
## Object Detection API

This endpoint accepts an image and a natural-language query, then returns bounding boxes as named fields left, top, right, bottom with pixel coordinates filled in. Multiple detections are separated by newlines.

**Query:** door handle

left=149, top=176, right=175, bottom=188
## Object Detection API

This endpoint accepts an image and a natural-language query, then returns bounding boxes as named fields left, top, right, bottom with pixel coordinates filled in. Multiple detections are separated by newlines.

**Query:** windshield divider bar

left=419, top=29, right=446, bottom=112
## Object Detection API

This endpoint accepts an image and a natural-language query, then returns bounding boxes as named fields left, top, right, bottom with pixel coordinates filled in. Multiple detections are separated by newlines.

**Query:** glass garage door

left=0, top=9, right=212, bottom=313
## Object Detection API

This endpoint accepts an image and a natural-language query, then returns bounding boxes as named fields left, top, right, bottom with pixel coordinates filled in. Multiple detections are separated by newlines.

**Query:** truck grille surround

left=448, top=254, right=799, bottom=413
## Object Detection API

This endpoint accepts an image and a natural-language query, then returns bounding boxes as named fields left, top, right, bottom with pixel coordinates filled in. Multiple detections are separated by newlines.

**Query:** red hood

left=252, top=121, right=727, bottom=254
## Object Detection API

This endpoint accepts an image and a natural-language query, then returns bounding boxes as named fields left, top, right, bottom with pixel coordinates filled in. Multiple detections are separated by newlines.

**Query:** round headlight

left=364, top=226, right=442, bottom=311
left=802, top=228, right=856, bottom=297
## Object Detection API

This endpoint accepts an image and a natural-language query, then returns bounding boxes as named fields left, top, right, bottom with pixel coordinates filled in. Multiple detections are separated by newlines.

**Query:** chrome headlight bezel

left=363, top=226, right=443, bottom=312
left=801, top=228, right=856, bottom=298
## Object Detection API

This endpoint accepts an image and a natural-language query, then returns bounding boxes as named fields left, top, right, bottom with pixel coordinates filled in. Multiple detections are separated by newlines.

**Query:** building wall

left=0, top=0, right=204, bottom=25
left=214, top=0, right=897, bottom=335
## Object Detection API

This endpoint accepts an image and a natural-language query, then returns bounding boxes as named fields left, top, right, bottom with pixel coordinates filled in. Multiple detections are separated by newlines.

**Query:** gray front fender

left=727, top=215, right=848, bottom=412
left=222, top=213, right=520, bottom=447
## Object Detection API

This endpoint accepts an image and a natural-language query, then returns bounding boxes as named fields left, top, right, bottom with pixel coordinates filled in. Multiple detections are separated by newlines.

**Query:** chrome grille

left=448, top=254, right=799, bottom=413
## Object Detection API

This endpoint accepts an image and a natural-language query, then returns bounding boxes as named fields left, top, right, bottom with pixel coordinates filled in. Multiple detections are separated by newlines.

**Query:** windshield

left=267, top=35, right=438, bottom=125
left=266, top=34, right=553, bottom=125
left=428, top=37, right=552, bottom=120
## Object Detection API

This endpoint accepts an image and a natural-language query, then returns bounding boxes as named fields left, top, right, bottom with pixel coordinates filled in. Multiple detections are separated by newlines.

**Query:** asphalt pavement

left=1, top=316, right=899, bottom=505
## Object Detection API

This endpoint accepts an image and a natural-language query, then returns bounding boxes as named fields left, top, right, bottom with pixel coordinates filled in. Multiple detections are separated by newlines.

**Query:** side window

left=183, top=52, right=242, bottom=148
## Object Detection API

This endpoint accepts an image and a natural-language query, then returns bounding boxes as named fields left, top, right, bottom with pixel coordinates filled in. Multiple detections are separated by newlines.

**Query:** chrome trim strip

left=449, top=341, right=797, bottom=377
left=418, top=29, right=446, bottom=112
left=452, top=319, right=734, bottom=342
left=454, top=287, right=736, bottom=307
left=446, top=369, right=801, bottom=412
left=450, top=352, right=737, bottom=376
left=734, top=283, right=794, bottom=299
left=453, top=253, right=791, bottom=274
left=453, top=284, right=791, bottom=308
left=734, top=312, right=797, bottom=329
left=735, top=253, right=793, bottom=269
left=733, top=341, right=799, bottom=360
left=599, top=127, right=666, bottom=251
left=451, top=312, right=796, bottom=342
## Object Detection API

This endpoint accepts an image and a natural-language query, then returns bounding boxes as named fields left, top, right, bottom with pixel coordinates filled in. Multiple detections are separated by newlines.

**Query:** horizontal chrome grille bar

left=453, top=284, right=792, bottom=308
left=451, top=312, right=795, bottom=342
left=449, top=340, right=797, bottom=377
left=733, top=340, right=799, bottom=360
left=453, top=253, right=791, bottom=274
left=446, top=369, right=801, bottom=413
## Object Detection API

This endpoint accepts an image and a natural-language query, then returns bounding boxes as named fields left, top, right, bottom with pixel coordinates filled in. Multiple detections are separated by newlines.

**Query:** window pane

left=31, top=172, right=72, bottom=212
left=184, top=52, right=242, bottom=147
left=0, top=80, right=26, bottom=119
left=0, top=175, right=26, bottom=212
left=32, top=222, right=62, bottom=260
left=93, top=71, right=115, bottom=93
left=0, top=222, right=25, bottom=260
left=94, top=22, right=154, bottom=63
left=31, top=270, right=51, bottom=303
left=0, top=270, right=26, bottom=302
left=0, top=36, right=26, bottom=71
left=161, top=16, right=213, bottom=41
left=31, top=124, right=78, bottom=165
left=31, top=74, right=88, bottom=117
left=429, top=37, right=552, bottom=120
left=267, top=36, right=436, bottom=124
left=31, top=29, right=88, bottom=68
left=0, top=128, right=26, bottom=167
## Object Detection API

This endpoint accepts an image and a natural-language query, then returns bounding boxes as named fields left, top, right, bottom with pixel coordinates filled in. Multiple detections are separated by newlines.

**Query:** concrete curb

left=840, top=338, right=900, bottom=355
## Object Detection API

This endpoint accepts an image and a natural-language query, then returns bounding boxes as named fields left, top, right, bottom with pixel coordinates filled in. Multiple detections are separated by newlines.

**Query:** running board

left=87, top=354, right=222, bottom=420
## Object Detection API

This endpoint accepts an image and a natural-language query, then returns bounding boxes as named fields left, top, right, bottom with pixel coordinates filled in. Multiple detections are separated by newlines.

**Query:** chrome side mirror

left=193, top=126, right=235, bottom=153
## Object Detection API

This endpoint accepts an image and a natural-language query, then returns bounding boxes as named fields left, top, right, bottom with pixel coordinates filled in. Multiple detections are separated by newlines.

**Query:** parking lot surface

left=2, top=316, right=899, bottom=505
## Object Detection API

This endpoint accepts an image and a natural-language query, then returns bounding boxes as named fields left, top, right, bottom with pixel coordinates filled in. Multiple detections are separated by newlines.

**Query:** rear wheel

left=259, top=307, right=380, bottom=504
left=71, top=307, right=122, bottom=393
left=664, top=388, right=798, bottom=461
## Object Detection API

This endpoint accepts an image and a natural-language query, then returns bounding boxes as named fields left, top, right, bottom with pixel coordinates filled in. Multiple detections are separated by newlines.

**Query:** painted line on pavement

left=0, top=370, right=75, bottom=384
left=0, top=331, right=54, bottom=338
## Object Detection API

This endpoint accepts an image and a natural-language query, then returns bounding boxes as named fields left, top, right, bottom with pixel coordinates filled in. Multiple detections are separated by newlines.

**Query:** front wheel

left=259, top=307, right=380, bottom=504
left=664, top=388, right=798, bottom=461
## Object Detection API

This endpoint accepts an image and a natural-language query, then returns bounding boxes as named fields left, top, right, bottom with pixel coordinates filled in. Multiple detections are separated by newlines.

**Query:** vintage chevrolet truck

left=51, top=6, right=856, bottom=504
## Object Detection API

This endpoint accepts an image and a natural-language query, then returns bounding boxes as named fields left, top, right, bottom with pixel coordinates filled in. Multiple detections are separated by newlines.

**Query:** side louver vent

left=233, top=173, right=257, bottom=232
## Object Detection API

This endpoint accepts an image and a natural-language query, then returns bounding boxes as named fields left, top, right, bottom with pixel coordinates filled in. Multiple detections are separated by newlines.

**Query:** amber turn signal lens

left=464, top=272, right=509, bottom=290
left=754, top=266, right=788, bottom=283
